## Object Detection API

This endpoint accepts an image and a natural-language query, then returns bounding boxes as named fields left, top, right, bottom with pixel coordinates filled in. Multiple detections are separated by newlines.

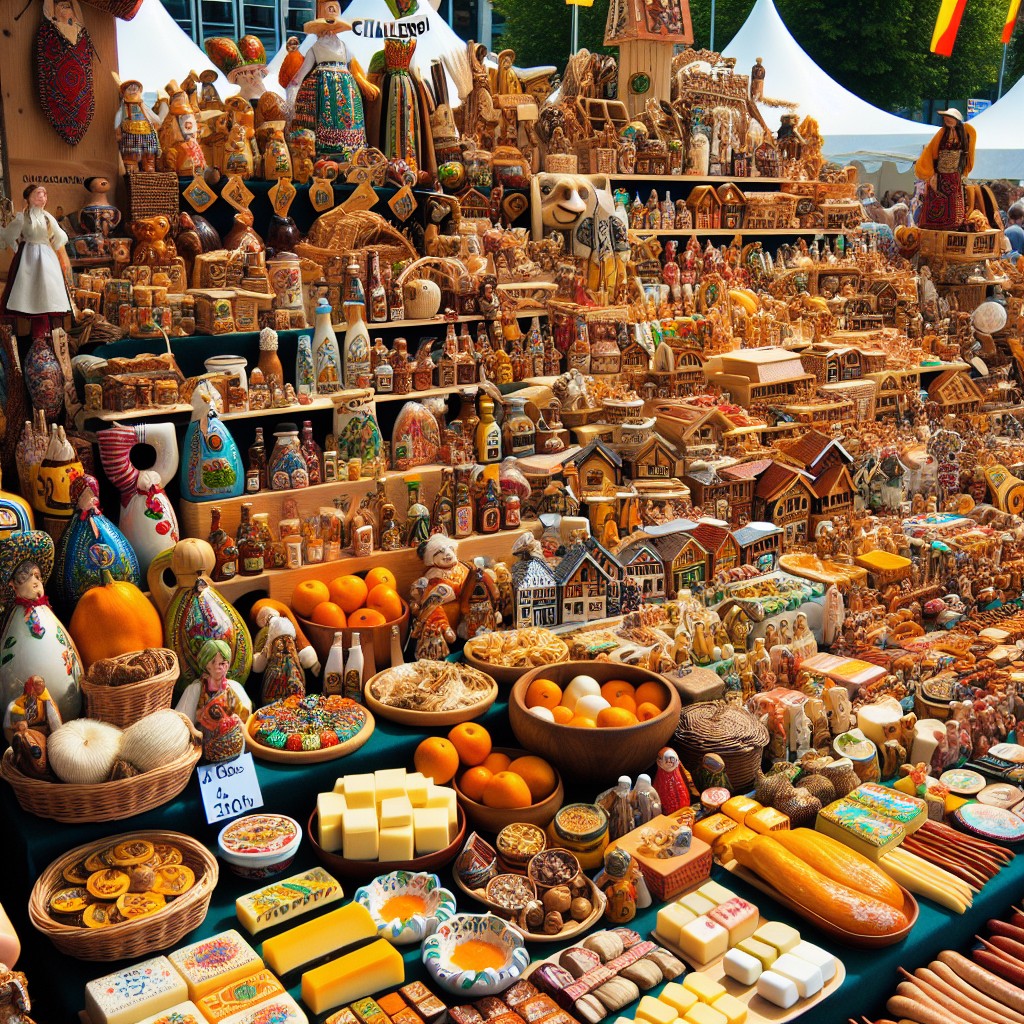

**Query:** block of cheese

left=235, top=867, right=343, bottom=935
left=343, top=807, right=380, bottom=861
left=344, top=774, right=376, bottom=808
left=815, top=799, right=905, bottom=861
left=425, top=785, right=458, bottom=830
left=169, top=930, right=263, bottom=1001
left=677, top=917, right=729, bottom=966
left=847, top=782, right=927, bottom=835
left=379, top=824, right=415, bottom=861
left=721, top=797, right=761, bottom=824
left=220, top=993, right=308, bottom=1024
left=734, top=938, right=777, bottom=970
left=770, top=953, right=822, bottom=998
left=404, top=772, right=429, bottom=807
left=696, top=881, right=736, bottom=906
left=636, top=994, right=676, bottom=1024
left=753, top=922, right=801, bottom=955
left=195, top=969, right=285, bottom=1022
left=677, top=892, right=716, bottom=917
left=708, top=897, right=759, bottom=945
left=332, top=777, right=346, bottom=794
left=657, top=981, right=698, bottom=1016
left=301, top=938, right=405, bottom=1014
left=318, top=792, right=348, bottom=852
left=684, top=1005, right=727, bottom=1024
left=413, top=807, right=450, bottom=855
left=744, top=807, right=790, bottom=834
left=789, top=940, right=837, bottom=983
left=708, top=993, right=746, bottom=1024
left=263, top=902, right=377, bottom=977
left=135, top=1001, right=204, bottom=1024
left=85, top=956, right=189, bottom=1024
left=380, top=795, right=413, bottom=829
left=756, top=971, right=798, bottom=1009
left=723, top=948, right=761, bottom=986
left=692, top=814, right=738, bottom=846
left=375, top=768, right=407, bottom=805
left=682, top=972, right=726, bottom=1004
left=656, top=901, right=696, bottom=946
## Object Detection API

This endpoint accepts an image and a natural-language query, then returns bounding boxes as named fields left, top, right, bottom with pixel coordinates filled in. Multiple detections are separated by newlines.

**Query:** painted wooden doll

left=114, top=78, right=161, bottom=172
left=252, top=613, right=306, bottom=704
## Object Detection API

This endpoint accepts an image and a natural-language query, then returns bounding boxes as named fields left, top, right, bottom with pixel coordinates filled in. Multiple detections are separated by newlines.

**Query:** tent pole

left=571, top=2, right=579, bottom=55
left=998, top=42, right=1008, bottom=98
left=710, top=0, right=716, bottom=50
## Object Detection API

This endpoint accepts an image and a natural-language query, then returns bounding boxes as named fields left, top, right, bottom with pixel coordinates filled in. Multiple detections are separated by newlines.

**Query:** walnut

left=521, top=899, right=545, bottom=931
left=543, top=885, right=572, bottom=915
left=128, top=866, right=155, bottom=893
left=570, top=896, right=593, bottom=921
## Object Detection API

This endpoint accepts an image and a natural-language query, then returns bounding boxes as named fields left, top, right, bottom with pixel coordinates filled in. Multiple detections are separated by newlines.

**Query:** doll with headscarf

left=915, top=108, right=976, bottom=232
left=177, top=638, right=251, bottom=762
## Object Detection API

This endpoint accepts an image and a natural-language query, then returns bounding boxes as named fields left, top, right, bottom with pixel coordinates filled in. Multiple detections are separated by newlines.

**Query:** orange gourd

left=69, top=570, right=164, bottom=668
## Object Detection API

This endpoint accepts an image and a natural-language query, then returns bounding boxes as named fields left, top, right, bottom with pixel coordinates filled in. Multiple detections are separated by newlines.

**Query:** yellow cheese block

left=658, top=981, right=698, bottom=1017
left=301, top=938, right=405, bottom=1014
left=683, top=972, right=726, bottom=1004
left=655, top=902, right=696, bottom=946
left=262, top=903, right=377, bottom=977
left=709, top=992, right=746, bottom=1024
left=379, top=824, right=414, bottom=861
left=380, top=795, right=413, bottom=829
left=413, top=807, right=449, bottom=855
left=342, top=807, right=379, bottom=861
left=425, top=785, right=458, bottom=830
left=721, top=797, right=761, bottom=824
left=404, top=772, right=429, bottom=807
left=744, top=807, right=790, bottom=834
left=684, top=1003, right=727, bottom=1024
left=636, top=995, right=676, bottom=1024
left=235, top=868, right=342, bottom=936
left=317, top=792, right=347, bottom=852
left=375, top=768, right=407, bottom=805
left=344, top=774, right=376, bottom=808
left=693, top=814, right=738, bottom=847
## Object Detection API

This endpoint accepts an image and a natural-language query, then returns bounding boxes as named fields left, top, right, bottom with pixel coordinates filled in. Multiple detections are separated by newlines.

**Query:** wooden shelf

left=630, top=228, right=846, bottom=237
left=611, top=174, right=794, bottom=184
left=77, top=393, right=339, bottom=426
left=331, top=308, right=548, bottom=332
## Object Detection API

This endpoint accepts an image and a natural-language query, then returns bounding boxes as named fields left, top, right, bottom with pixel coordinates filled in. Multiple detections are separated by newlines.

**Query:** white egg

left=562, top=674, right=601, bottom=712
left=529, top=705, right=556, bottom=722
left=573, top=694, right=611, bottom=721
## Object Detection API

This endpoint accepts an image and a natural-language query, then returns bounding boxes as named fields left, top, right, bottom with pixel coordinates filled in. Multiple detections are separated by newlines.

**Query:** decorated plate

left=939, top=768, right=986, bottom=795
left=987, top=743, right=1024, bottom=764
left=953, top=802, right=1024, bottom=843
left=977, top=783, right=1024, bottom=808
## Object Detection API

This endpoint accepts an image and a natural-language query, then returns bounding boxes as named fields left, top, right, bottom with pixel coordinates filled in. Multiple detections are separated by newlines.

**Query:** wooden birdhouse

left=716, top=183, right=746, bottom=230
left=685, top=186, right=722, bottom=230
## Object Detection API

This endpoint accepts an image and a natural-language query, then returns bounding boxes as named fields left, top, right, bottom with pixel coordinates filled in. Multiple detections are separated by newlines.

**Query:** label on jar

left=243, top=557, right=264, bottom=573
left=480, top=506, right=500, bottom=533
left=323, top=671, right=343, bottom=696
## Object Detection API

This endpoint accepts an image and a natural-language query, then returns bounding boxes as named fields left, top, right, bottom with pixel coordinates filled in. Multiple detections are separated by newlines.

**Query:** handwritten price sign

left=198, top=753, right=264, bottom=824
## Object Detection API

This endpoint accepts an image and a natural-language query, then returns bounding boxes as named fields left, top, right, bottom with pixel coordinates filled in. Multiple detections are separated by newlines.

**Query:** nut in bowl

left=421, top=912, right=530, bottom=996
left=354, top=870, right=457, bottom=945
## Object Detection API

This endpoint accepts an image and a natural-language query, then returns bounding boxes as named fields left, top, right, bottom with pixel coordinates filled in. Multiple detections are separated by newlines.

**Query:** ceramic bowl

left=217, top=813, right=302, bottom=880
left=354, top=871, right=457, bottom=945
left=421, top=913, right=530, bottom=996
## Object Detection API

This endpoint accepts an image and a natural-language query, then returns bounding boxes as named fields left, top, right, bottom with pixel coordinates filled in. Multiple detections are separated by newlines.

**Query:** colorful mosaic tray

left=244, top=694, right=375, bottom=764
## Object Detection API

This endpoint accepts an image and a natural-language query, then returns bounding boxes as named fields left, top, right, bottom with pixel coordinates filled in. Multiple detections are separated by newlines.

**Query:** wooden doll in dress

left=187, top=639, right=249, bottom=762
left=411, top=583, right=457, bottom=660
left=458, top=557, right=501, bottom=640
left=652, top=746, right=691, bottom=813
left=915, top=108, right=976, bottom=232
left=2, top=675, right=61, bottom=745
left=114, top=78, right=161, bottom=172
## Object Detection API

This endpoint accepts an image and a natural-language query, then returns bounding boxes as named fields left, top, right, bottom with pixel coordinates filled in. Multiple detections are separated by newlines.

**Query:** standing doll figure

left=182, top=638, right=250, bottom=762
left=288, top=0, right=379, bottom=160
left=114, top=78, right=162, bottom=172
left=411, top=582, right=457, bottom=660
left=596, top=848, right=650, bottom=923
left=458, top=557, right=501, bottom=640
left=0, top=184, right=71, bottom=339
left=915, top=108, right=976, bottom=231
left=252, top=612, right=306, bottom=703
left=653, top=746, right=691, bottom=813
left=159, top=81, right=207, bottom=176
left=204, top=35, right=285, bottom=129
left=79, top=176, right=121, bottom=238
left=3, top=674, right=61, bottom=745
left=379, top=38, right=424, bottom=172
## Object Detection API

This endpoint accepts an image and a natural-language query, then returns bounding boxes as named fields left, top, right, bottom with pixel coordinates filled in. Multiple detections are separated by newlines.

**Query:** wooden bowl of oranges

left=291, top=568, right=410, bottom=670
left=415, top=724, right=564, bottom=833
left=509, top=662, right=681, bottom=783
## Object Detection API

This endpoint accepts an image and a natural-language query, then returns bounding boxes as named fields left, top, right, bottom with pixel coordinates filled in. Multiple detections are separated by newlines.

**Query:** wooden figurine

left=159, top=81, right=207, bottom=175
left=185, top=638, right=249, bottom=762
left=458, top=557, right=501, bottom=640
left=411, top=582, right=457, bottom=660
left=2, top=675, right=61, bottom=745
left=252, top=612, right=306, bottom=704
left=114, top=77, right=161, bottom=172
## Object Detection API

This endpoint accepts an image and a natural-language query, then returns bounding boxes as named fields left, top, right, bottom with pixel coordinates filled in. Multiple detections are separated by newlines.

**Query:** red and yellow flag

left=931, top=0, right=969, bottom=55
left=1003, top=0, right=1022, bottom=43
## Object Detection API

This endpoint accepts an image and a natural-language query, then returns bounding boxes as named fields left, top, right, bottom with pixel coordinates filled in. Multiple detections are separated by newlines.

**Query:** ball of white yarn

left=48, top=719, right=123, bottom=784
left=120, top=710, right=192, bottom=773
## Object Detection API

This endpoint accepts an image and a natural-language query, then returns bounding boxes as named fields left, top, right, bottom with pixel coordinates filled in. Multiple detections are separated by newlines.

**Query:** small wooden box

left=611, top=814, right=712, bottom=901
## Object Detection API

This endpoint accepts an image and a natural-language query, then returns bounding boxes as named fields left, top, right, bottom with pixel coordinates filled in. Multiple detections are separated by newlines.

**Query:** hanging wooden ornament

left=268, top=177, right=297, bottom=219
left=341, top=178, right=379, bottom=214
left=183, top=174, right=217, bottom=213
left=309, top=177, right=335, bottom=212
left=35, top=0, right=95, bottom=146
left=221, top=175, right=255, bottom=214
left=388, top=184, right=417, bottom=222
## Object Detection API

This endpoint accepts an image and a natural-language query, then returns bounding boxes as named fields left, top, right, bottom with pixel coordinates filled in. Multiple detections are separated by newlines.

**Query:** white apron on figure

left=1, top=210, right=71, bottom=316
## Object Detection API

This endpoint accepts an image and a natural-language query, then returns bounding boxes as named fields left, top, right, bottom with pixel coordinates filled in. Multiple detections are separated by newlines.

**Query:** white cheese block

left=342, top=807, right=379, bottom=860
left=85, top=956, right=189, bottom=1024
left=770, top=953, right=823, bottom=998
left=677, top=917, right=729, bottom=966
left=755, top=971, right=799, bottom=1009
left=789, top=940, right=837, bottom=984
left=343, top=774, right=376, bottom=808
left=722, top=948, right=762, bottom=986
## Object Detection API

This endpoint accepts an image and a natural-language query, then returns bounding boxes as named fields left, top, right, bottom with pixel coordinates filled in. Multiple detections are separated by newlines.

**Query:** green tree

left=491, top=0, right=610, bottom=70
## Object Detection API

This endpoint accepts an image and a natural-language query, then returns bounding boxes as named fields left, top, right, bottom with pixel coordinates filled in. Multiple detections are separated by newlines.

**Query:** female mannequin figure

left=378, top=38, right=422, bottom=171
left=915, top=108, right=976, bottom=231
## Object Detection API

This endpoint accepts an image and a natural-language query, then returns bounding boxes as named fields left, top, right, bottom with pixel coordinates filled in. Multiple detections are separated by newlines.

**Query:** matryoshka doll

left=0, top=530, right=83, bottom=722
left=180, top=388, right=245, bottom=502
left=52, top=474, right=141, bottom=615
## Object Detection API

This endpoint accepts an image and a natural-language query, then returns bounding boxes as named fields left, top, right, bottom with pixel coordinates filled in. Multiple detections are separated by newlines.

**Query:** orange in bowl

left=634, top=681, right=669, bottom=711
left=506, top=755, right=557, bottom=801
left=414, top=736, right=460, bottom=784
left=482, top=751, right=512, bottom=773
left=310, top=601, right=347, bottom=628
left=601, top=680, right=635, bottom=703
left=551, top=706, right=574, bottom=724
left=366, top=584, right=403, bottom=623
left=292, top=579, right=330, bottom=619
left=459, top=766, right=493, bottom=802
left=448, top=722, right=492, bottom=766
left=364, top=567, right=398, bottom=592
left=596, top=706, right=639, bottom=728
left=524, top=678, right=561, bottom=710
left=636, top=701, right=661, bottom=722
left=349, top=608, right=387, bottom=628
left=328, top=574, right=369, bottom=614
left=481, top=771, right=532, bottom=809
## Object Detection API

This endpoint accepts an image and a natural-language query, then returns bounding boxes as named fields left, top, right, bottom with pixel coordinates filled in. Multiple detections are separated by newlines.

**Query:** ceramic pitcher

left=148, top=538, right=252, bottom=696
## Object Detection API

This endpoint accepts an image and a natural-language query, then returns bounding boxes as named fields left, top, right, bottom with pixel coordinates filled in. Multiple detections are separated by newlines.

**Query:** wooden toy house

left=732, top=522, right=784, bottom=573
left=686, top=186, right=722, bottom=230
left=688, top=518, right=741, bottom=577
left=650, top=525, right=710, bottom=595
left=564, top=439, right=623, bottom=496
left=752, top=463, right=815, bottom=549
left=868, top=281, right=899, bottom=324
left=511, top=554, right=560, bottom=628
left=716, top=183, right=746, bottom=230
left=926, top=369, right=984, bottom=418
left=554, top=542, right=618, bottom=624
left=705, top=348, right=816, bottom=406
left=621, top=433, right=682, bottom=482
left=613, top=538, right=667, bottom=600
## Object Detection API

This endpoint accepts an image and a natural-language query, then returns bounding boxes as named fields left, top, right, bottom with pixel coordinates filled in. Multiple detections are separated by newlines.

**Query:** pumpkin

left=70, top=570, right=164, bottom=669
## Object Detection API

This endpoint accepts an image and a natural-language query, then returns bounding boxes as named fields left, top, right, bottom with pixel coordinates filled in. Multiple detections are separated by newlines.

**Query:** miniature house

left=716, top=183, right=746, bottom=230
left=705, top=348, right=816, bottom=406
left=732, top=522, right=784, bottom=573
left=511, top=555, right=560, bottom=628
left=613, top=539, right=667, bottom=600
left=685, top=186, right=722, bottom=231
left=555, top=543, right=617, bottom=624
left=927, top=370, right=983, bottom=418
left=621, top=434, right=682, bottom=481
left=653, top=529, right=711, bottom=596
left=752, top=463, right=815, bottom=549
left=565, top=439, right=623, bottom=495
left=688, top=518, right=740, bottom=577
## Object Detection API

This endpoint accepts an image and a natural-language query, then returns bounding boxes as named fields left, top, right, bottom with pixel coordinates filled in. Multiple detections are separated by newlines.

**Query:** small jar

left=545, top=803, right=609, bottom=871
left=496, top=822, right=546, bottom=871
left=465, top=149, right=492, bottom=187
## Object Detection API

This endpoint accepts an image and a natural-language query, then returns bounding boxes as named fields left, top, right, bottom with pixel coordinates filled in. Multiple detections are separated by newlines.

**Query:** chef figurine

left=2, top=675, right=61, bottom=745
left=653, top=746, right=691, bottom=813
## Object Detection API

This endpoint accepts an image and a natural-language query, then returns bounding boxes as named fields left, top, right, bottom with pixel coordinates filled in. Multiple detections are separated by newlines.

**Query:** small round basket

left=0, top=712, right=201, bottom=823
left=29, top=829, right=218, bottom=961
left=674, top=701, right=770, bottom=793
left=80, top=648, right=180, bottom=728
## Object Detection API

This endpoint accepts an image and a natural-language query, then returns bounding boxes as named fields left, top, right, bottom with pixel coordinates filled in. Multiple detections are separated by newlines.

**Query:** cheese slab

left=135, top=1002, right=205, bottom=1024
left=219, top=993, right=308, bottom=1024
left=195, top=969, right=285, bottom=1022
left=301, top=938, right=405, bottom=1014
left=169, top=930, right=263, bottom=1001
left=235, top=867, right=343, bottom=935
left=85, top=956, right=189, bottom=1024
left=263, top=902, right=377, bottom=977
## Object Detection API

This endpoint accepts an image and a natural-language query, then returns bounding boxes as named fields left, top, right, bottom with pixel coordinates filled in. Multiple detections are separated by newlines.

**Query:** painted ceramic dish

left=422, top=913, right=530, bottom=996
left=939, top=768, right=986, bottom=795
left=354, top=871, right=457, bottom=945
left=217, top=814, right=302, bottom=879
left=977, top=783, right=1024, bottom=808
left=953, top=802, right=1024, bottom=843
left=244, top=694, right=374, bottom=764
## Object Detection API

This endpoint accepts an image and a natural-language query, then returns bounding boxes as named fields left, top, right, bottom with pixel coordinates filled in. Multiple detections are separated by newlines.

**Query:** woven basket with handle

left=395, top=256, right=467, bottom=319
left=296, top=209, right=416, bottom=271
left=81, top=648, right=179, bottom=728
left=29, top=828, right=218, bottom=960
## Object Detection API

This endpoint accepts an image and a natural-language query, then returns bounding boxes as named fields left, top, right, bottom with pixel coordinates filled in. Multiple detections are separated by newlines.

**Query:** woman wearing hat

left=915, top=108, right=976, bottom=231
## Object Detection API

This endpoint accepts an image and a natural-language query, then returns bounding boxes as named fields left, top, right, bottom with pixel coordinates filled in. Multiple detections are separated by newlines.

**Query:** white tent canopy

left=722, top=0, right=933, bottom=171
left=115, top=0, right=236, bottom=99
left=966, top=77, right=1024, bottom=181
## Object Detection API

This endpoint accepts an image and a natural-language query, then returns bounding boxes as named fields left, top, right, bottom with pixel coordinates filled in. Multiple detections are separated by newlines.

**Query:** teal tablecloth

left=4, top=699, right=1021, bottom=1023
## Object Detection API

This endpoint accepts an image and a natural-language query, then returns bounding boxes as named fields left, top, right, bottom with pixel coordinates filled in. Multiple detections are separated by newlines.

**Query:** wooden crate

left=919, top=228, right=1001, bottom=260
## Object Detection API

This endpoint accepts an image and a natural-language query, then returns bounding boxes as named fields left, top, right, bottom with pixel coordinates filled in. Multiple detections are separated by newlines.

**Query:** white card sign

left=198, top=752, right=264, bottom=824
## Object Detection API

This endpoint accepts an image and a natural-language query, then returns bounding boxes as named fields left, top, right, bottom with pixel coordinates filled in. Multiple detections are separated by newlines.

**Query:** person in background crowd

left=1005, top=204, right=1024, bottom=255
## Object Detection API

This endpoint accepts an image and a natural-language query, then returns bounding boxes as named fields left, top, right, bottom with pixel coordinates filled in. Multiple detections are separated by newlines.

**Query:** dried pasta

left=368, top=660, right=493, bottom=712
left=465, top=628, right=568, bottom=668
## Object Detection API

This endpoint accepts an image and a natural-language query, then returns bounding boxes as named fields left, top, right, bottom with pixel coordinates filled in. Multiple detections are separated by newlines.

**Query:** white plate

left=939, top=768, right=986, bottom=795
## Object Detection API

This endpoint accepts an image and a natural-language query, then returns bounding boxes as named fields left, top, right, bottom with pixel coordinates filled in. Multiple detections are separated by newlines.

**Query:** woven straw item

left=296, top=208, right=416, bottom=270
left=29, top=829, right=217, bottom=960
left=674, top=701, right=770, bottom=791
left=1, top=712, right=201, bottom=823
left=81, top=648, right=179, bottom=728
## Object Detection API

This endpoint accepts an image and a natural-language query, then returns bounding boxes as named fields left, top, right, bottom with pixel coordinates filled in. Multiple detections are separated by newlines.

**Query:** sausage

left=989, top=935, right=1024, bottom=961
left=980, top=935, right=1024, bottom=967
left=974, top=950, right=1024, bottom=988
left=913, top=967, right=1024, bottom=1024
left=920, top=821, right=1015, bottom=862
left=897, top=979, right=1006, bottom=1024
left=927, top=961, right=1024, bottom=1024
left=988, top=920, right=1024, bottom=944
left=905, top=834, right=999, bottom=881
left=889, top=992, right=971, bottom=1024
left=938, top=951, right=1024, bottom=1013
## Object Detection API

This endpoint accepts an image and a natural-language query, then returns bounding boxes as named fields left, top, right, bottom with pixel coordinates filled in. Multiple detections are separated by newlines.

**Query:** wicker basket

left=296, top=208, right=416, bottom=271
left=29, top=829, right=218, bottom=960
left=81, top=648, right=179, bottom=728
left=1, top=713, right=201, bottom=823
left=674, top=701, right=770, bottom=793
left=125, top=172, right=180, bottom=232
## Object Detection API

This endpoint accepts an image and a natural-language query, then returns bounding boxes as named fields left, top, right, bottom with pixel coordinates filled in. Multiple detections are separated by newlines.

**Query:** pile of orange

left=291, top=567, right=403, bottom=630
left=414, top=723, right=558, bottom=810
left=524, top=677, right=669, bottom=728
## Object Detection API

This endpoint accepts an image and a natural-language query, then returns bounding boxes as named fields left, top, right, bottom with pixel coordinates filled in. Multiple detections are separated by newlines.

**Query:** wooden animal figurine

left=411, top=582, right=456, bottom=660
left=130, top=215, right=177, bottom=266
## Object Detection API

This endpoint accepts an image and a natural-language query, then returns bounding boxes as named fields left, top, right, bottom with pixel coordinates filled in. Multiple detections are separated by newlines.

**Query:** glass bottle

left=476, top=468, right=501, bottom=534
left=257, top=328, right=284, bottom=395
left=253, top=511, right=282, bottom=569
left=246, top=426, right=269, bottom=493
left=344, top=632, right=364, bottom=702
left=368, top=251, right=388, bottom=323
left=432, top=468, right=455, bottom=536
left=475, top=394, right=502, bottom=464
left=389, top=624, right=404, bottom=668
left=342, top=289, right=371, bottom=390
left=379, top=498, right=403, bottom=550
left=300, top=420, right=323, bottom=485
left=312, top=298, right=342, bottom=395
left=323, top=631, right=345, bottom=696
left=568, top=316, right=591, bottom=374
left=207, top=507, right=237, bottom=581
left=237, top=502, right=265, bottom=576
left=391, top=338, right=412, bottom=395
left=405, top=477, right=431, bottom=548
left=502, top=396, right=535, bottom=457
left=456, top=326, right=478, bottom=385
left=454, top=465, right=473, bottom=537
